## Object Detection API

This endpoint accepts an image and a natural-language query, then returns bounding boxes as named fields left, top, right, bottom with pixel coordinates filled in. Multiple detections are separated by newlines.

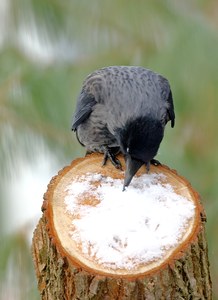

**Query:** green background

left=0, top=0, right=217, bottom=298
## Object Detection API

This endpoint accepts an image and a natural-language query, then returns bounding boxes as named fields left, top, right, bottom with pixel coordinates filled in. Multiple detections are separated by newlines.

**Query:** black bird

left=72, top=66, right=175, bottom=190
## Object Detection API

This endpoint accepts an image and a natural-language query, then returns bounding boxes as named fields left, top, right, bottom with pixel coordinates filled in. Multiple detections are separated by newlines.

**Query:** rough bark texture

left=32, top=154, right=212, bottom=299
left=32, top=215, right=211, bottom=300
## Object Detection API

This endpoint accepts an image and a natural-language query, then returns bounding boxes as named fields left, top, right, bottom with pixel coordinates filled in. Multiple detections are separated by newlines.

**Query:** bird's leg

left=102, top=146, right=122, bottom=169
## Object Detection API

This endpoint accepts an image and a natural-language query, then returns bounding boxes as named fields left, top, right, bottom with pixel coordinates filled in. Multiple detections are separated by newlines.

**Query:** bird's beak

left=123, top=156, right=144, bottom=191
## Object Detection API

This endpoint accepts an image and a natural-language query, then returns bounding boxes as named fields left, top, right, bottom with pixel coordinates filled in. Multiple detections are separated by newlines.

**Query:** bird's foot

left=151, top=159, right=161, bottom=166
left=102, top=146, right=122, bottom=169
left=145, top=159, right=161, bottom=173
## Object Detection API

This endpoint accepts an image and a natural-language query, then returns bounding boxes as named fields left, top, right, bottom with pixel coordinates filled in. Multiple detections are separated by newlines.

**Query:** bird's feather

left=166, top=90, right=175, bottom=128
left=72, top=91, right=96, bottom=131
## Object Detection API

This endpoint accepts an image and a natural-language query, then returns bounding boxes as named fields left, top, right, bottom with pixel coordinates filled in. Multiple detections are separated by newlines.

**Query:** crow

left=72, top=66, right=175, bottom=190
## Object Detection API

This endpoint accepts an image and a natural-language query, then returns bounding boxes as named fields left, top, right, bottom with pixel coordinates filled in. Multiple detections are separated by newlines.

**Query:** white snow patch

left=64, top=173, right=195, bottom=270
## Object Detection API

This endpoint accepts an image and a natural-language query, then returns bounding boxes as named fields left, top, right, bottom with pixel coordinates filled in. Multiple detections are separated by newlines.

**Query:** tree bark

left=32, top=153, right=212, bottom=300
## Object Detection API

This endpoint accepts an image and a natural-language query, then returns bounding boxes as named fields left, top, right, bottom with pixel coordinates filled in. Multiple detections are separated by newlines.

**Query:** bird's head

left=115, top=116, right=164, bottom=190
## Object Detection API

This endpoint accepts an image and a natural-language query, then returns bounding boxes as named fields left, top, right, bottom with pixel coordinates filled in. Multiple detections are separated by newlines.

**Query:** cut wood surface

left=32, top=153, right=212, bottom=299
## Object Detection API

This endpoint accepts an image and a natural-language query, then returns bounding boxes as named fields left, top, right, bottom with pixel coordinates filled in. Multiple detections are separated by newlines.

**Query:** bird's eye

left=126, top=147, right=129, bottom=153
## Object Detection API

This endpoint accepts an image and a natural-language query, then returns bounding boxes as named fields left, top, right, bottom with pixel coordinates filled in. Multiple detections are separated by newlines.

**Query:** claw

left=146, top=159, right=161, bottom=173
left=102, top=152, right=108, bottom=166
left=102, top=146, right=122, bottom=169
left=151, top=159, right=161, bottom=166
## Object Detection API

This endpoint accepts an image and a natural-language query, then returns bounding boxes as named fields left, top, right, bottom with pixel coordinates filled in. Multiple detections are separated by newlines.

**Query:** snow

left=64, top=172, right=195, bottom=270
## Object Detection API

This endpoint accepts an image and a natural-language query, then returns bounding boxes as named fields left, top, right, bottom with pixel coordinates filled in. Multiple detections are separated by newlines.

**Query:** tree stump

left=32, top=153, right=212, bottom=300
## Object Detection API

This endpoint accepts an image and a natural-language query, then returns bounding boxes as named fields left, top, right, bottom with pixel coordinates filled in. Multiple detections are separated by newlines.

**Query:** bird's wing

left=166, top=90, right=175, bottom=128
left=72, top=90, right=96, bottom=131
left=158, top=76, right=175, bottom=128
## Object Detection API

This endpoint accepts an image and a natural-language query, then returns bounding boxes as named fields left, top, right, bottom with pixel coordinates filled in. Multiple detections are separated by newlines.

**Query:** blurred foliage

left=0, top=231, right=38, bottom=300
left=0, top=0, right=218, bottom=299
